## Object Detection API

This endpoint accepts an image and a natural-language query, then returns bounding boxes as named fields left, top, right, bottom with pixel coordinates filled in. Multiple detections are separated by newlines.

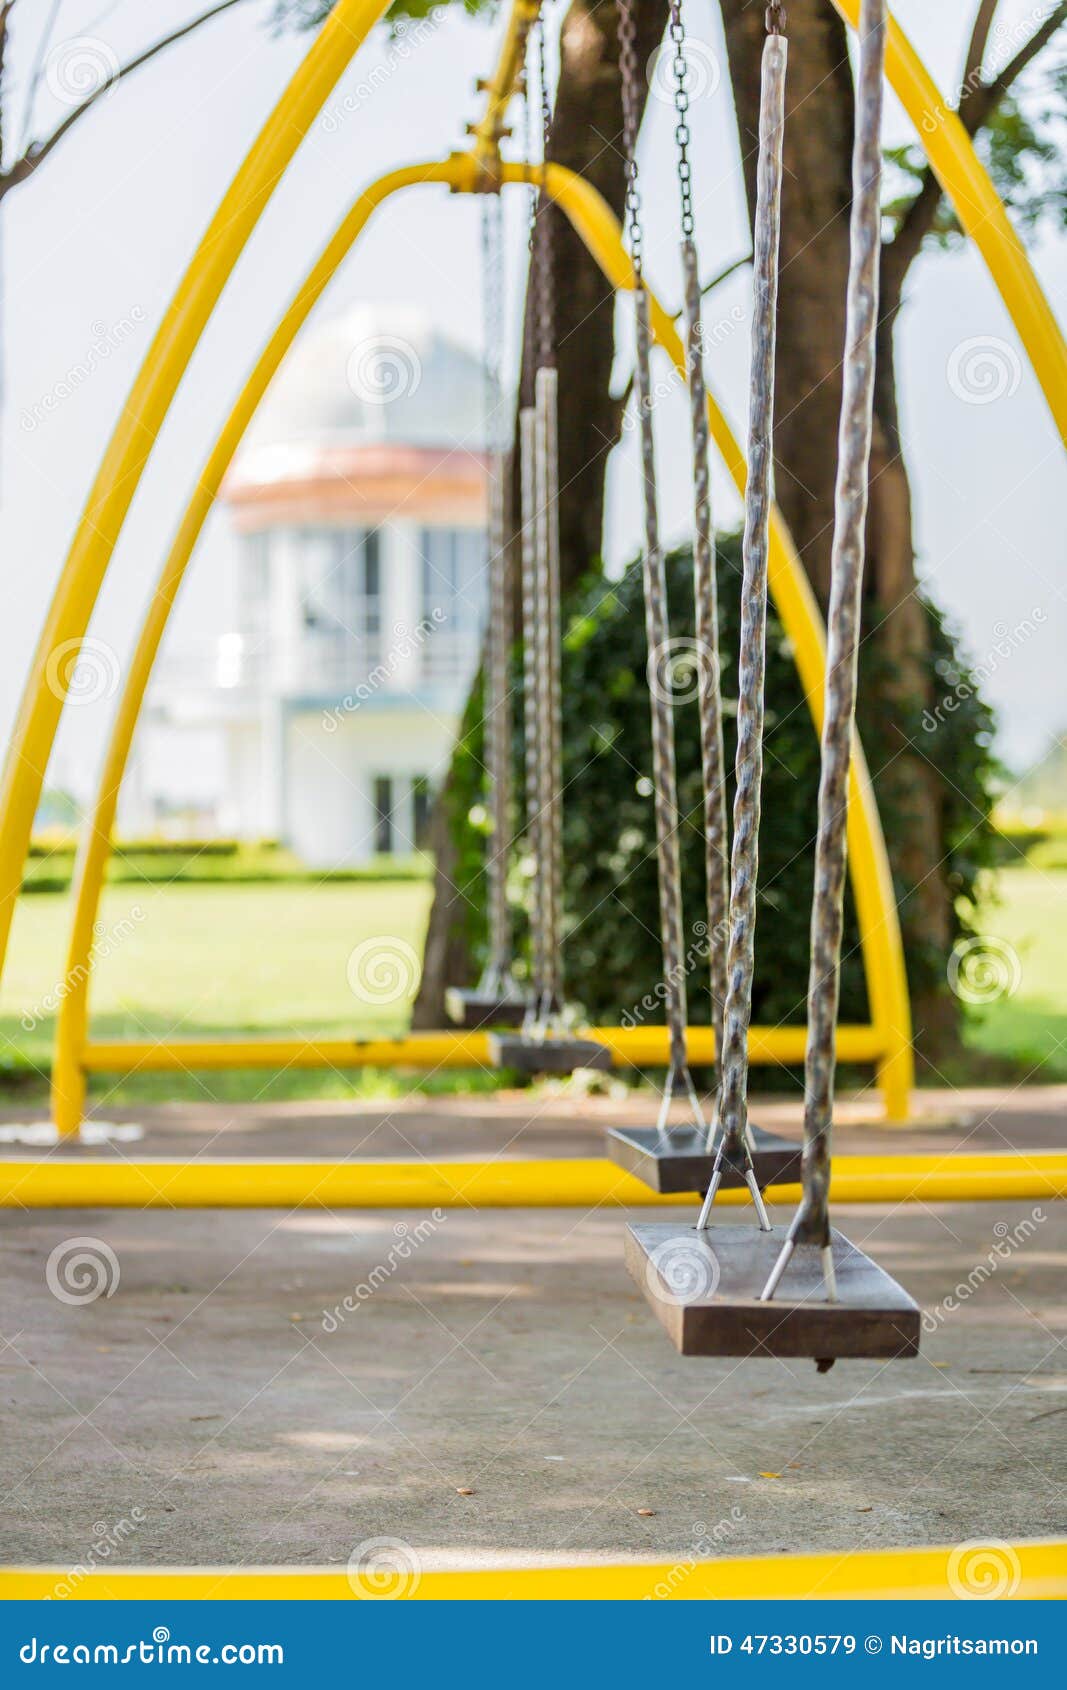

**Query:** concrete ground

left=0, top=1086, right=1064, bottom=1569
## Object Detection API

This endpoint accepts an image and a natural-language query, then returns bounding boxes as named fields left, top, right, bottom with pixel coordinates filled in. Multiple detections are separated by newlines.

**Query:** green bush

left=451, top=535, right=998, bottom=1033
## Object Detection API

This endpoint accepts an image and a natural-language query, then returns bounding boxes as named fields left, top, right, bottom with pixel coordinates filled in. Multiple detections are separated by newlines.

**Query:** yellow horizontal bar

left=81, top=1025, right=885, bottom=1073
left=1, top=1154, right=1062, bottom=1210
left=4, top=1541, right=1065, bottom=1599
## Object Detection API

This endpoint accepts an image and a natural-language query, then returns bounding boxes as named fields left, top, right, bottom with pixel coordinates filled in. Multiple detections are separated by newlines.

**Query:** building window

left=373, top=775, right=394, bottom=855
left=298, top=527, right=382, bottom=683
left=412, top=776, right=433, bottom=849
left=419, top=527, right=487, bottom=634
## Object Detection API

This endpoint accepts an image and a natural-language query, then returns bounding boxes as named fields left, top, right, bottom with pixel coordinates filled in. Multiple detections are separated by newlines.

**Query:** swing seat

left=488, top=1032, right=612, bottom=1074
left=605, top=1123, right=801, bottom=1194
left=625, top=1221, right=920, bottom=1361
left=445, top=984, right=528, bottom=1030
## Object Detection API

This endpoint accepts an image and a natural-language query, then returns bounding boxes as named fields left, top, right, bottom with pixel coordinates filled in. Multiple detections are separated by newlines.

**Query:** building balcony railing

left=150, top=627, right=482, bottom=702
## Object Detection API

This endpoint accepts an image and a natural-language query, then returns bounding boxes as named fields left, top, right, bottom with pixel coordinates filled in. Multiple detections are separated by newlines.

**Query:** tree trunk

left=719, top=0, right=955, bottom=1055
left=413, top=0, right=668, bottom=1025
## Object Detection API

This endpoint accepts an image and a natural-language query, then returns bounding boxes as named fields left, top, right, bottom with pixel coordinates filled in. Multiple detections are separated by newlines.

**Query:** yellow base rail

left=80, top=1023, right=886, bottom=1074
left=4, top=1541, right=1065, bottom=1600
left=1, top=1153, right=1062, bottom=1210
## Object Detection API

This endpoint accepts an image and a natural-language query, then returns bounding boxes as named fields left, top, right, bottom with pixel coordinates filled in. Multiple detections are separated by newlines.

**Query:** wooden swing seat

left=489, top=1033, right=612, bottom=1074
left=445, top=985, right=528, bottom=1030
left=625, top=1220, right=920, bottom=1361
left=605, top=1123, right=801, bottom=1194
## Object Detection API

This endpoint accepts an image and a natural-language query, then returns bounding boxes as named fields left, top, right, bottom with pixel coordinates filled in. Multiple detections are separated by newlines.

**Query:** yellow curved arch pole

left=0, top=0, right=393, bottom=989
left=833, top=0, right=1067, bottom=445
left=52, top=155, right=912, bottom=1133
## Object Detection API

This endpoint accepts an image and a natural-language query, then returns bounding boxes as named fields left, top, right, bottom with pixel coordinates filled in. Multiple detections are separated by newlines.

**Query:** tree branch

left=1, top=0, right=249, bottom=195
left=884, top=2, right=1067, bottom=296
left=0, top=0, right=16, bottom=173
left=962, top=0, right=1000, bottom=91
left=16, top=0, right=65, bottom=160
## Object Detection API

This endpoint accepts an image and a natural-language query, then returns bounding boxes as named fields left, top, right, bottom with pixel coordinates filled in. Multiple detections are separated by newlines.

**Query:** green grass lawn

left=0, top=866, right=1064, bottom=1109
left=963, top=865, right=1067, bottom=1082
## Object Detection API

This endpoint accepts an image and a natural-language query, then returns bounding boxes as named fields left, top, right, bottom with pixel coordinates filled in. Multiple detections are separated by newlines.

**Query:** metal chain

left=667, top=2, right=694, bottom=238
left=765, top=0, right=887, bottom=1294
left=706, top=19, right=788, bottom=1190
left=480, top=195, right=513, bottom=988
left=532, top=16, right=554, bottom=372
left=615, top=0, right=643, bottom=280
left=616, top=0, right=701, bottom=1128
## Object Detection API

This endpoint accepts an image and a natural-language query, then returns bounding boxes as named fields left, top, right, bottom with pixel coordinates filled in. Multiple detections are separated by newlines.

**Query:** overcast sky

left=1, top=0, right=1064, bottom=802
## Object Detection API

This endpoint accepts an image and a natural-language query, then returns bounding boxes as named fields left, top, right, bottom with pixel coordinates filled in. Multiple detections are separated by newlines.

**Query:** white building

left=130, top=307, right=489, bottom=867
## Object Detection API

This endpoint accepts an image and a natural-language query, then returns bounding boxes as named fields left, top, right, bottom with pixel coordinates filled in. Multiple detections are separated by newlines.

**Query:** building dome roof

left=240, top=303, right=487, bottom=459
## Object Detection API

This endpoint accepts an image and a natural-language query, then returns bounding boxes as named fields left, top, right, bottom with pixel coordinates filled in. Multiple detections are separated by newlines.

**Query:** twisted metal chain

left=682, top=241, right=731, bottom=1135
left=791, top=0, right=887, bottom=1254
left=714, top=23, right=787, bottom=1165
left=519, top=407, right=546, bottom=1012
left=481, top=195, right=513, bottom=986
left=615, top=0, right=643, bottom=280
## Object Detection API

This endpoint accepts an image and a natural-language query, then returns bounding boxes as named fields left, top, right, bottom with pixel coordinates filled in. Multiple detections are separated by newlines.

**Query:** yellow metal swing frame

left=0, top=0, right=1062, bottom=1141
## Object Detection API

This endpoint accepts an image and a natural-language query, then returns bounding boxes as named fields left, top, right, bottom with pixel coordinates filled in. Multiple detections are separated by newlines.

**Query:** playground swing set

left=0, top=0, right=1066, bottom=1596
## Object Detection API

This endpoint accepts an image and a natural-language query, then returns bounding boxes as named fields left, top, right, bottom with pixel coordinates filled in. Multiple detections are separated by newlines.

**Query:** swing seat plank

left=445, top=987, right=528, bottom=1030
left=625, top=1221, right=920, bottom=1360
left=605, top=1124, right=801, bottom=1194
left=489, top=1034, right=612, bottom=1074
